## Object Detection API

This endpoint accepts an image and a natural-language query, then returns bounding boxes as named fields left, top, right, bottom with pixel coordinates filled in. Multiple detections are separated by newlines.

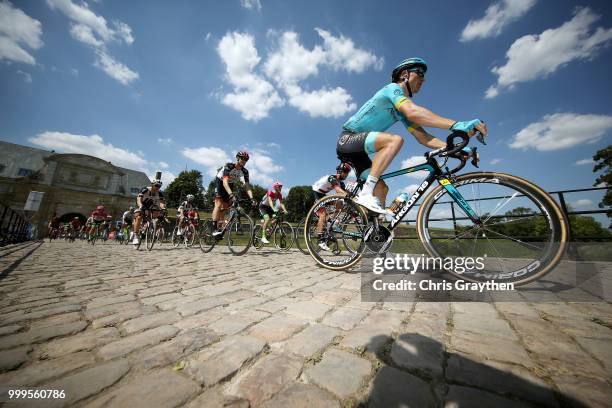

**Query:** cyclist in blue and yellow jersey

left=337, top=57, right=488, bottom=213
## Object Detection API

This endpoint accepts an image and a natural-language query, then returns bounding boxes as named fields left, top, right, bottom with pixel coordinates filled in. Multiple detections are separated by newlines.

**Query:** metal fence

left=0, top=202, right=33, bottom=246
left=398, top=185, right=611, bottom=241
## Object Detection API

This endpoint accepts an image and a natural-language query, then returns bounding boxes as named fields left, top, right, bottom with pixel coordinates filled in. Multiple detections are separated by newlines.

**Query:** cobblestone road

left=0, top=241, right=611, bottom=407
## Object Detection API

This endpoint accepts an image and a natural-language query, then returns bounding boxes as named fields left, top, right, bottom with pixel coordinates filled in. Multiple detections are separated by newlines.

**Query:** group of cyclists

left=47, top=57, right=488, bottom=251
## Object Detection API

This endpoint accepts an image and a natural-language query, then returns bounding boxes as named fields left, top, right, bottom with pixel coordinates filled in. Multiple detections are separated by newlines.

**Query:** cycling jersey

left=343, top=83, right=416, bottom=133
left=122, top=211, right=133, bottom=223
left=216, top=163, right=250, bottom=184
left=260, top=190, right=282, bottom=207
left=138, top=187, right=165, bottom=208
left=91, top=209, right=108, bottom=221
left=69, top=219, right=81, bottom=229
left=178, top=200, right=197, bottom=212
left=312, top=175, right=346, bottom=194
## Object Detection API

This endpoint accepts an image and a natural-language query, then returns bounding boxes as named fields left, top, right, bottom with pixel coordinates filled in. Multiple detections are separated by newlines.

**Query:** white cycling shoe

left=132, top=237, right=140, bottom=246
left=318, top=241, right=331, bottom=251
left=261, top=236, right=270, bottom=244
left=354, top=193, right=386, bottom=214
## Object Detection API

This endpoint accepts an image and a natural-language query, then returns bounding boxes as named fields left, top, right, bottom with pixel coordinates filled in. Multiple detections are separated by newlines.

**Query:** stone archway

left=59, top=212, right=87, bottom=224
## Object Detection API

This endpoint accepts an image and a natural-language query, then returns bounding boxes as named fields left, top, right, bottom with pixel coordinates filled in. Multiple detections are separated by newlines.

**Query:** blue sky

left=1, top=0, right=611, bottom=221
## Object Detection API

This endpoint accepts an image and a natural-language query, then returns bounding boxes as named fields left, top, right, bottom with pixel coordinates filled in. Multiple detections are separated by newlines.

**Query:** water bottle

left=389, top=192, right=410, bottom=214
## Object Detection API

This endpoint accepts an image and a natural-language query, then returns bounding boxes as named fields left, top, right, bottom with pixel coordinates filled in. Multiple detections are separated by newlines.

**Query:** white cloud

left=267, top=142, right=280, bottom=149
left=28, top=131, right=147, bottom=169
left=460, top=0, right=536, bottom=42
left=400, top=156, right=430, bottom=178
left=486, top=8, right=612, bottom=98
left=247, top=148, right=283, bottom=185
left=158, top=161, right=169, bottom=169
left=16, top=70, right=32, bottom=83
left=401, top=184, right=420, bottom=195
left=0, top=1, right=43, bottom=65
left=94, top=49, right=138, bottom=85
left=573, top=199, right=592, bottom=207
left=490, top=158, right=501, bottom=165
left=182, top=146, right=231, bottom=177
left=575, top=158, right=594, bottom=166
left=217, top=32, right=284, bottom=121
left=47, top=0, right=138, bottom=85
left=217, top=28, right=382, bottom=120
left=509, top=113, right=612, bottom=151
left=240, top=0, right=262, bottom=11
left=157, top=138, right=174, bottom=146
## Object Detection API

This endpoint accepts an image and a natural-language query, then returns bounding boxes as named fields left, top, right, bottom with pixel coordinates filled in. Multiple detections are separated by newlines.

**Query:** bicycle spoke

left=482, top=226, right=546, bottom=251
left=482, top=192, right=519, bottom=224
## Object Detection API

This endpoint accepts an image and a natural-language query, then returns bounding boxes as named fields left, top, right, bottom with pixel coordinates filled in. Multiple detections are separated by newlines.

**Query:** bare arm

left=399, top=99, right=454, bottom=130
left=245, top=183, right=254, bottom=199
left=223, top=178, right=233, bottom=196
left=410, top=126, right=446, bottom=149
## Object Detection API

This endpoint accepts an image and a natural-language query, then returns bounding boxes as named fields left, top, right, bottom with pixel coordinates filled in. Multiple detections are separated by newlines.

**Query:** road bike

left=134, top=208, right=164, bottom=251
left=198, top=198, right=253, bottom=255
left=87, top=222, right=105, bottom=245
left=172, top=211, right=200, bottom=248
left=304, top=131, right=569, bottom=286
left=253, top=211, right=293, bottom=250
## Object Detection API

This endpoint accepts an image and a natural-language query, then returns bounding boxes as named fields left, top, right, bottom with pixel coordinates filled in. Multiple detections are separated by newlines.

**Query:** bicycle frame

left=348, top=155, right=481, bottom=231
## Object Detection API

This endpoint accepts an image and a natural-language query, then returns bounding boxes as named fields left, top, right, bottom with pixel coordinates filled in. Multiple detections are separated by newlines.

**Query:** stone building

left=0, top=140, right=151, bottom=238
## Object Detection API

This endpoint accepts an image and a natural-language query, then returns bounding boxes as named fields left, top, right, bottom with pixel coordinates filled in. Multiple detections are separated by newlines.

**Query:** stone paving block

left=311, top=289, right=354, bottom=305
left=184, top=387, right=249, bottom=408
left=282, top=324, right=340, bottom=358
left=137, top=284, right=182, bottom=298
left=139, top=292, right=184, bottom=306
left=450, top=330, right=533, bottom=368
left=227, top=353, right=302, bottom=405
left=1, top=304, right=82, bottom=325
left=404, top=312, right=447, bottom=341
left=173, top=307, right=225, bottom=331
left=261, top=382, right=340, bottom=408
left=304, top=348, right=371, bottom=398
left=446, top=354, right=557, bottom=407
left=40, top=359, right=130, bottom=408
left=0, top=351, right=96, bottom=386
left=452, top=312, right=517, bottom=339
left=134, top=328, right=219, bottom=369
left=391, top=332, right=444, bottom=377
left=85, top=302, right=141, bottom=320
left=37, top=327, right=119, bottom=358
left=87, top=294, right=136, bottom=309
left=176, top=297, right=227, bottom=316
left=91, top=306, right=155, bottom=329
left=0, top=320, right=88, bottom=350
left=28, top=312, right=82, bottom=330
left=0, top=345, right=29, bottom=371
left=249, top=314, right=307, bottom=343
left=553, top=374, right=612, bottom=408
left=86, top=369, right=200, bottom=408
left=284, top=301, right=332, bottom=321
left=444, top=385, right=530, bottom=408
left=574, top=336, right=612, bottom=375
left=98, top=325, right=179, bottom=360
left=0, top=325, right=23, bottom=336
left=185, top=335, right=266, bottom=386
left=340, top=309, right=404, bottom=353
left=368, top=366, right=435, bottom=408
left=255, top=299, right=292, bottom=314
left=225, top=296, right=268, bottom=311
left=119, top=311, right=180, bottom=335
left=208, top=310, right=269, bottom=336
left=1, top=297, right=61, bottom=313
left=322, top=307, right=368, bottom=330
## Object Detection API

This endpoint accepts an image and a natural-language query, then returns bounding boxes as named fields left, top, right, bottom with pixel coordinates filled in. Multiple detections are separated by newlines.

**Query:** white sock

left=360, top=175, right=378, bottom=196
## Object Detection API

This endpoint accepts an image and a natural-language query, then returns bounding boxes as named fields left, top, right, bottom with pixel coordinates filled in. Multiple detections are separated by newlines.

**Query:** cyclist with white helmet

left=177, top=194, right=199, bottom=235
left=133, top=179, right=166, bottom=245
left=337, top=57, right=488, bottom=213
left=259, top=181, right=287, bottom=244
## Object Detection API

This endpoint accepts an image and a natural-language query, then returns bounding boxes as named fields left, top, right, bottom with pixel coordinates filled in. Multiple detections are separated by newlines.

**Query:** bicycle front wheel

left=416, top=172, right=568, bottom=285
left=274, top=222, right=294, bottom=251
left=227, top=213, right=253, bottom=256
left=145, top=221, right=157, bottom=251
left=252, top=225, right=264, bottom=249
left=305, top=194, right=368, bottom=270
left=294, top=218, right=310, bottom=255
left=198, top=220, right=216, bottom=253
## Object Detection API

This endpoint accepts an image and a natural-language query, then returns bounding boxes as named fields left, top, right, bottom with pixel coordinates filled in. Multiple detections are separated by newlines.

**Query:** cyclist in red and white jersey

left=258, top=181, right=287, bottom=244
left=133, top=179, right=166, bottom=245
left=212, top=151, right=256, bottom=236
left=177, top=194, right=199, bottom=235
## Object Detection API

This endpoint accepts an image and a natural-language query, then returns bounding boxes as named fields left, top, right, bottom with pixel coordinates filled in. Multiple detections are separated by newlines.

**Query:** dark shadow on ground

left=0, top=242, right=42, bottom=280
left=362, top=333, right=589, bottom=408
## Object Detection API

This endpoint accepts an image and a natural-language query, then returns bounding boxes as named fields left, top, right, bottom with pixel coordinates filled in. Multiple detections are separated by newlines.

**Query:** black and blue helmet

left=391, top=57, right=427, bottom=82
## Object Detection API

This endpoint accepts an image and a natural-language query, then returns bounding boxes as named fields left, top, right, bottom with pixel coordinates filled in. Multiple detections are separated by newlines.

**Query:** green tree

left=204, top=180, right=216, bottom=210
left=164, top=170, right=206, bottom=210
left=593, top=145, right=611, bottom=225
left=284, top=186, right=315, bottom=222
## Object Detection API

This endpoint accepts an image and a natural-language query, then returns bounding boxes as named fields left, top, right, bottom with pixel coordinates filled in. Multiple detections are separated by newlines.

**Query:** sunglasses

left=410, top=68, right=425, bottom=79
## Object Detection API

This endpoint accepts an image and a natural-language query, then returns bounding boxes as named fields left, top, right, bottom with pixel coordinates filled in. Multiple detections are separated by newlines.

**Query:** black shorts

left=215, top=178, right=233, bottom=202
left=259, top=204, right=274, bottom=218
left=312, top=191, right=326, bottom=201
left=336, top=130, right=371, bottom=179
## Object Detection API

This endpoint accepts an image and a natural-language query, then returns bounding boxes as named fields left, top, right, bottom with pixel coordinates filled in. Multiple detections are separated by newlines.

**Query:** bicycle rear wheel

left=294, top=218, right=310, bottom=255
left=227, top=213, right=253, bottom=256
left=198, top=220, right=216, bottom=253
left=252, top=225, right=264, bottom=249
left=417, top=172, right=568, bottom=285
left=274, top=222, right=294, bottom=250
left=146, top=221, right=157, bottom=251
left=172, top=226, right=181, bottom=247
left=305, top=194, right=368, bottom=270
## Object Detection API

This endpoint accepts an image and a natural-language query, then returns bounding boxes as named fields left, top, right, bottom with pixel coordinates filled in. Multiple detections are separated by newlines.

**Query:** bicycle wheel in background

left=89, top=226, right=98, bottom=246
left=198, top=220, right=216, bottom=253
left=252, top=225, right=264, bottom=249
left=417, top=172, right=568, bottom=286
left=227, top=213, right=253, bottom=255
left=294, top=218, right=309, bottom=255
left=274, top=222, right=294, bottom=250
left=185, top=224, right=196, bottom=247
left=145, top=221, right=157, bottom=251
left=305, top=194, right=368, bottom=270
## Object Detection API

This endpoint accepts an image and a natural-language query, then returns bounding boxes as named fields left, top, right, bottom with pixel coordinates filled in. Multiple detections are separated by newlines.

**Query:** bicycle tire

left=146, top=221, right=156, bottom=251
left=274, top=222, right=294, bottom=250
left=416, top=171, right=568, bottom=285
left=294, top=219, right=309, bottom=255
left=186, top=224, right=196, bottom=247
left=171, top=226, right=181, bottom=247
left=227, top=212, right=253, bottom=256
left=198, top=220, right=216, bottom=253
left=305, top=194, right=368, bottom=270
left=252, top=225, right=264, bottom=249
